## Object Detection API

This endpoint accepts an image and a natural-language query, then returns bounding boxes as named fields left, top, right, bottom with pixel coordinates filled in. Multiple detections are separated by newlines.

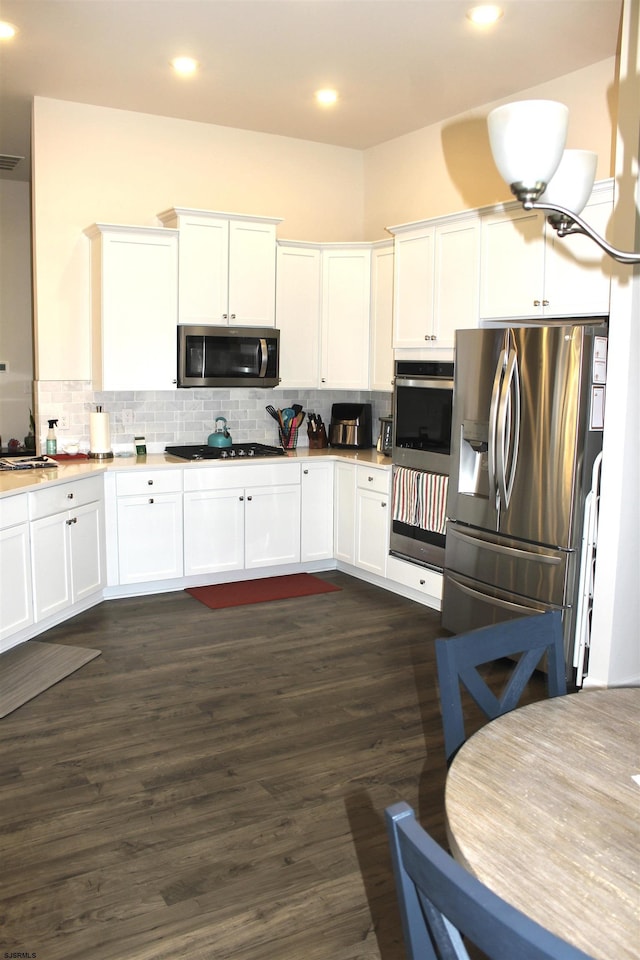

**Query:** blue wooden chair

left=386, top=801, right=595, bottom=960
left=435, top=611, right=566, bottom=762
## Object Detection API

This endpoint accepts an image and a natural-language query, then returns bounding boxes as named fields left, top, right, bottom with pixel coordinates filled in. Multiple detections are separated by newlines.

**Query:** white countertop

left=0, top=447, right=392, bottom=497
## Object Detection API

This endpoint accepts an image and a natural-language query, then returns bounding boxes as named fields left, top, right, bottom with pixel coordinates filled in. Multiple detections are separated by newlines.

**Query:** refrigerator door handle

left=488, top=345, right=507, bottom=513
left=450, top=527, right=565, bottom=564
left=496, top=344, right=521, bottom=511
left=446, top=571, right=564, bottom=615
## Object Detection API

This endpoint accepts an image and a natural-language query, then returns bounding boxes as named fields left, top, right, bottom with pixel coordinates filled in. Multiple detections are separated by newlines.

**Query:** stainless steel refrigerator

left=442, top=322, right=608, bottom=681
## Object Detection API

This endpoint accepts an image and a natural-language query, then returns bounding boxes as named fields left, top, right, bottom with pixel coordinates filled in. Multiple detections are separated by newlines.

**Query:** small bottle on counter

left=135, top=436, right=147, bottom=456
left=46, top=419, right=58, bottom=455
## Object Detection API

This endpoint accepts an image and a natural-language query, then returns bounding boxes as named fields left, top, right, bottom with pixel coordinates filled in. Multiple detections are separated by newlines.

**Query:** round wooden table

left=445, top=687, right=640, bottom=960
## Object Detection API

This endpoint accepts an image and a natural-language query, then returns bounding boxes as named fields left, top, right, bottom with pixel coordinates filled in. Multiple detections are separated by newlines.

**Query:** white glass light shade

left=487, top=100, right=569, bottom=191
left=539, top=149, right=598, bottom=215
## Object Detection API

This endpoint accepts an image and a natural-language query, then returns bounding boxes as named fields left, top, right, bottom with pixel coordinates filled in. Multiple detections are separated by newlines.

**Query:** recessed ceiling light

left=467, top=5, right=504, bottom=26
left=315, top=89, right=338, bottom=107
left=171, top=56, right=199, bottom=77
left=0, top=21, right=17, bottom=40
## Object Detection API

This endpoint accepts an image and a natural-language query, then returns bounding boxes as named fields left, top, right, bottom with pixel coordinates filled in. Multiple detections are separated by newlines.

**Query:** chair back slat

left=435, top=611, right=566, bottom=762
left=386, top=802, right=596, bottom=960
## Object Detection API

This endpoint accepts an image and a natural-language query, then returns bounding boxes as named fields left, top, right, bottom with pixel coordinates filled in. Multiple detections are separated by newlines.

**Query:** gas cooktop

left=165, top=443, right=286, bottom=461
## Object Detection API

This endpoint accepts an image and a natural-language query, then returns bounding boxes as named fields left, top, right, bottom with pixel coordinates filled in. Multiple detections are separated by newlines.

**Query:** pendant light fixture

left=487, top=99, right=640, bottom=265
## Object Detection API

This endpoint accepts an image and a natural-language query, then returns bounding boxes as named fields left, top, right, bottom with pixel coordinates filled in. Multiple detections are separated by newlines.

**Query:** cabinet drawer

left=386, top=555, right=443, bottom=598
left=356, top=465, right=390, bottom=495
left=0, top=493, right=28, bottom=529
left=116, top=469, right=182, bottom=496
left=183, top=461, right=300, bottom=491
left=29, top=476, right=104, bottom=520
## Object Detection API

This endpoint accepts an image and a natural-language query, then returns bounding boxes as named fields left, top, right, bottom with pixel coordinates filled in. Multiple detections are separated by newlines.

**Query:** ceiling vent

left=0, top=155, right=24, bottom=171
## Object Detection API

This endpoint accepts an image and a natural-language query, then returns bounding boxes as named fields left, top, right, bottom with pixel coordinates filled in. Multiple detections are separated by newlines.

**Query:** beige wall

left=32, top=99, right=365, bottom=380
left=0, top=179, right=33, bottom=443
left=363, top=58, right=617, bottom=237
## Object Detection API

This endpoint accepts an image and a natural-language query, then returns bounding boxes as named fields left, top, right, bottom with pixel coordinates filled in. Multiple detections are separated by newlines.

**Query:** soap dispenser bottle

left=46, top=419, right=58, bottom=455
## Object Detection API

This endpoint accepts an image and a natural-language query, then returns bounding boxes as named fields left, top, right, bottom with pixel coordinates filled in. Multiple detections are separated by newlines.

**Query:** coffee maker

left=328, top=403, right=372, bottom=449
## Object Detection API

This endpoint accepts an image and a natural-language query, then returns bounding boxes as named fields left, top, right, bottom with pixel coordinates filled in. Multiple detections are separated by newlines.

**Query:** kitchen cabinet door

left=333, top=461, right=356, bottom=564
left=479, top=208, right=546, bottom=320
left=432, top=216, right=480, bottom=348
left=301, top=461, right=334, bottom=562
left=0, top=519, right=33, bottom=647
left=370, top=241, right=395, bottom=392
left=183, top=488, right=245, bottom=575
left=116, top=493, right=183, bottom=584
left=85, top=223, right=179, bottom=390
left=320, top=246, right=371, bottom=389
left=276, top=241, right=321, bottom=390
left=354, top=466, right=390, bottom=577
left=244, top=484, right=301, bottom=568
left=543, top=188, right=612, bottom=317
left=30, top=480, right=105, bottom=622
left=392, top=224, right=435, bottom=348
left=158, top=208, right=282, bottom=327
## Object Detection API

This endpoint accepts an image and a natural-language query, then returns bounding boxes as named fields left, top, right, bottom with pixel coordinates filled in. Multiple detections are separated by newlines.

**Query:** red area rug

left=185, top=574, right=341, bottom=609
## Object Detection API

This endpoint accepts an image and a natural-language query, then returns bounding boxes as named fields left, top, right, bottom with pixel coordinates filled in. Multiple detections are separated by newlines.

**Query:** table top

left=445, top=687, right=640, bottom=960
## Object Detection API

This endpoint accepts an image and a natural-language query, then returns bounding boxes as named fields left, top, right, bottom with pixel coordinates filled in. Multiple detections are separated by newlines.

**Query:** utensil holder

left=308, top=424, right=328, bottom=449
left=279, top=425, right=298, bottom=450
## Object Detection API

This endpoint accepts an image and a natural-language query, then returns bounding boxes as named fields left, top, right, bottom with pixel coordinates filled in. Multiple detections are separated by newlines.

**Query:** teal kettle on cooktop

left=207, top=417, right=232, bottom=448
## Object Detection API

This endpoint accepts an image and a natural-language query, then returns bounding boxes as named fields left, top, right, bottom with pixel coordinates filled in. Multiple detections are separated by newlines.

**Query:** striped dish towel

left=392, top=467, right=449, bottom=535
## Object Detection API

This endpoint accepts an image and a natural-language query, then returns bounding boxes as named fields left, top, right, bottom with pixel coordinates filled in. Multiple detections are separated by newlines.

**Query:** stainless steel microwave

left=177, top=325, right=280, bottom=388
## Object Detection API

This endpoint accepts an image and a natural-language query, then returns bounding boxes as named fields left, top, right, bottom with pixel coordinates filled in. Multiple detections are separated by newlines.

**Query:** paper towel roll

left=89, top=412, right=112, bottom=458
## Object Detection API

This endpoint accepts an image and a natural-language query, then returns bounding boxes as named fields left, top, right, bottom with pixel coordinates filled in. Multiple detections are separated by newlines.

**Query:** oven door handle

left=395, top=377, right=455, bottom=390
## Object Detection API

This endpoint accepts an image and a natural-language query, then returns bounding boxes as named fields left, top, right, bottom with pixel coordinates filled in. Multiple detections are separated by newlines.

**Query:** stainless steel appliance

left=166, top=443, right=285, bottom=460
left=328, top=403, right=372, bottom=449
left=390, top=361, right=454, bottom=570
left=442, top=322, right=608, bottom=680
left=392, top=360, right=454, bottom=473
left=177, top=325, right=280, bottom=388
left=377, top=417, right=393, bottom=456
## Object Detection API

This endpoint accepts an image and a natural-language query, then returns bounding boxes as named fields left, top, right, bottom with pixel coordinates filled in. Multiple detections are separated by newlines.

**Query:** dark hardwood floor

left=0, top=572, right=545, bottom=960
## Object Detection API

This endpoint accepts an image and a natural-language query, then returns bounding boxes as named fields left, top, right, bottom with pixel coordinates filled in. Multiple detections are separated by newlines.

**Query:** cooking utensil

left=265, top=405, right=279, bottom=422
left=207, top=416, right=233, bottom=448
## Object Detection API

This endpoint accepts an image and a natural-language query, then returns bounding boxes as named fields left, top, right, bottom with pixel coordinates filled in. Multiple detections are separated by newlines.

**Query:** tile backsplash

left=35, top=381, right=393, bottom=454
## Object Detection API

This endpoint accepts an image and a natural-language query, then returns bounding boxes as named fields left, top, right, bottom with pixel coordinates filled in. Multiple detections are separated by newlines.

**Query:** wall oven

left=390, top=360, right=454, bottom=570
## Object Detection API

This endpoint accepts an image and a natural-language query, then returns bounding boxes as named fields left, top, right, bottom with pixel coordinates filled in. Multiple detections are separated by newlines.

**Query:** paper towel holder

left=88, top=405, right=114, bottom=460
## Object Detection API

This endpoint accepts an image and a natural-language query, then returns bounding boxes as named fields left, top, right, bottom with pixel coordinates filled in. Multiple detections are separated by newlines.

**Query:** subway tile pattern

left=35, top=381, right=392, bottom=454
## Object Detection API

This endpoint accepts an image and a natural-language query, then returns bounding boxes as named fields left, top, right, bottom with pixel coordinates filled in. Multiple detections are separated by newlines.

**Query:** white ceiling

left=0, top=0, right=623, bottom=182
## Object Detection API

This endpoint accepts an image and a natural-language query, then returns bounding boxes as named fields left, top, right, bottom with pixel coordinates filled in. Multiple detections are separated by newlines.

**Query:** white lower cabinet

left=301, top=461, right=334, bottom=562
left=334, top=461, right=356, bottom=564
left=334, top=462, right=391, bottom=577
left=0, top=495, right=33, bottom=647
left=386, top=555, right=443, bottom=607
left=30, top=477, right=105, bottom=622
left=115, top=470, right=183, bottom=584
left=354, top=465, right=391, bottom=577
left=183, top=462, right=301, bottom=575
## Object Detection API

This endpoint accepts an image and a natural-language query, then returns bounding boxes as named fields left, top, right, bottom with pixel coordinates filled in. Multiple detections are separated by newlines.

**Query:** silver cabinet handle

left=247, top=495, right=252, bottom=501
left=147, top=479, right=153, bottom=485
left=148, top=498, right=154, bottom=504
left=67, top=492, right=74, bottom=499
left=239, top=496, right=244, bottom=501
left=543, top=299, right=549, bottom=306
left=381, top=501, right=387, bottom=508
left=419, top=579, right=425, bottom=585
left=533, top=299, right=541, bottom=306
left=66, top=516, right=78, bottom=525
left=303, top=469, right=309, bottom=475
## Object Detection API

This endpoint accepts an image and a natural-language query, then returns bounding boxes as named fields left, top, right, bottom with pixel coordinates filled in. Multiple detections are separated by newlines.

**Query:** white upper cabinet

left=390, top=212, right=480, bottom=351
left=275, top=241, right=321, bottom=390
left=85, top=223, right=179, bottom=391
left=369, top=241, right=395, bottom=392
left=320, top=244, right=371, bottom=390
left=157, top=208, right=282, bottom=327
left=480, top=181, right=613, bottom=321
